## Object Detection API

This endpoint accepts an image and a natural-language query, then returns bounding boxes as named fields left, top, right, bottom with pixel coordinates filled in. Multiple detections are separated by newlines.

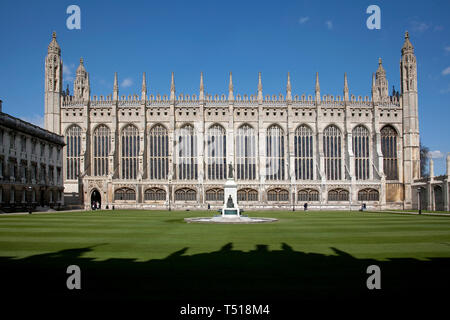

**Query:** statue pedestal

left=222, top=178, right=240, bottom=217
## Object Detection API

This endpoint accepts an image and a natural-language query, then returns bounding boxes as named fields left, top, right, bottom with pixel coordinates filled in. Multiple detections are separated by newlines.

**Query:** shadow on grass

left=1, top=243, right=449, bottom=311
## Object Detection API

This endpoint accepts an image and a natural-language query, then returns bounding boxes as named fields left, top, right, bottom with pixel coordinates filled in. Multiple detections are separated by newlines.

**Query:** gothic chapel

left=44, top=31, right=421, bottom=210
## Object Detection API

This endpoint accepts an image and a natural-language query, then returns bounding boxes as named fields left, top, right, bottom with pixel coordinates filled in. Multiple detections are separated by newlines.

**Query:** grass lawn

left=386, top=209, right=450, bottom=214
left=1, top=210, right=449, bottom=308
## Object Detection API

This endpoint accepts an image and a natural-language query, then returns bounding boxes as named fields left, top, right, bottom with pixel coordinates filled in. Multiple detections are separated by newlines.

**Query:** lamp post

left=27, top=186, right=32, bottom=214
left=292, top=192, right=295, bottom=212
left=168, top=180, right=171, bottom=212
left=417, top=186, right=423, bottom=215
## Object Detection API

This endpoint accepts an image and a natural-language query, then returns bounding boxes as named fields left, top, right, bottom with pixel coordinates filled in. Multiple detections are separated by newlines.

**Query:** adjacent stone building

left=412, top=156, right=450, bottom=211
left=44, top=31, right=423, bottom=210
left=0, top=100, right=65, bottom=212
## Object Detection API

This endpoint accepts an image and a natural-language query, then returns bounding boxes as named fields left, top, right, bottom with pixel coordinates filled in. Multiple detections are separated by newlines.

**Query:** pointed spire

left=257, top=72, right=263, bottom=102
left=286, top=72, right=292, bottom=101
left=74, top=58, right=88, bottom=99
left=371, top=72, right=378, bottom=103
left=141, top=72, right=147, bottom=101
left=170, top=72, right=175, bottom=101
left=84, top=72, right=90, bottom=100
left=113, top=72, right=118, bottom=100
left=76, top=57, right=86, bottom=75
left=343, top=73, right=349, bottom=101
left=47, top=31, right=61, bottom=55
left=315, top=72, right=320, bottom=102
left=376, top=58, right=388, bottom=99
left=228, top=72, right=234, bottom=101
left=376, top=57, right=385, bottom=75
left=199, top=72, right=204, bottom=101
left=402, top=30, right=414, bottom=54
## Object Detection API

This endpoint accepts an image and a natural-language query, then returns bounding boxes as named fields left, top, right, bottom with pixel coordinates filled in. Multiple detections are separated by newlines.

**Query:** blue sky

left=0, top=0, right=449, bottom=174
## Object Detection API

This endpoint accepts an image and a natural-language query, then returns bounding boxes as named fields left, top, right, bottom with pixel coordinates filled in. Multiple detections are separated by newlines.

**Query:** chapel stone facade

left=44, top=31, right=423, bottom=210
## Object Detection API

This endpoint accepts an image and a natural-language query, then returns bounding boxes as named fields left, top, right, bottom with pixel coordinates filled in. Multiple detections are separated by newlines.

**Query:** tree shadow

left=1, top=242, right=448, bottom=313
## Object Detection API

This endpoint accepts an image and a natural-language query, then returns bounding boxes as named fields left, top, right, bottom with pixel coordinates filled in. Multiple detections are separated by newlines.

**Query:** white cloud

left=445, top=46, right=450, bottom=53
left=63, top=63, right=75, bottom=82
left=410, top=21, right=430, bottom=33
left=21, top=114, right=44, bottom=128
left=429, top=150, right=444, bottom=159
left=298, top=16, right=309, bottom=24
left=325, top=20, right=333, bottom=30
left=442, top=67, right=450, bottom=76
left=121, top=78, right=133, bottom=88
left=440, top=84, right=450, bottom=94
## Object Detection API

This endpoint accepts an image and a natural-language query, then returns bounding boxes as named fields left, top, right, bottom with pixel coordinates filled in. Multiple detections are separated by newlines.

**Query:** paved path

left=0, top=209, right=84, bottom=216
left=370, top=210, right=450, bottom=217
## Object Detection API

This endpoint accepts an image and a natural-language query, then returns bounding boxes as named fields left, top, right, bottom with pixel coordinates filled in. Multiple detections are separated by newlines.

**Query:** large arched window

left=267, top=188, right=289, bottom=202
left=358, top=188, right=379, bottom=201
left=328, top=188, right=349, bottom=201
left=93, top=125, right=111, bottom=176
left=237, top=188, right=258, bottom=202
left=207, top=124, right=226, bottom=180
left=144, top=187, right=166, bottom=201
left=298, top=189, right=319, bottom=202
left=352, top=125, right=370, bottom=180
left=149, top=124, right=169, bottom=180
left=121, top=125, right=140, bottom=179
left=266, top=125, right=285, bottom=180
left=236, top=124, right=256, bottom=180
left=294, top=125, right=314, bottom=180
left=381, top=125, right=398, bottom=180
left=114, top=187, right=136, bottom=201
left=175, top=188, right=197, bottom=201
left=66, top=125, right=82, bottom=180
left=323, top=125, right=342, bottom=180
left=176, top=124, right=197, bottom=180
left=205, top=188, right=224, bottom=202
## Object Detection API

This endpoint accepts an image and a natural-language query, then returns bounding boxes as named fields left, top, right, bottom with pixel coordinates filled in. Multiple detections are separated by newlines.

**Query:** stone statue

left=228, top=163, right=234, bottom=179
left=226, top=195, right=234, bottom=208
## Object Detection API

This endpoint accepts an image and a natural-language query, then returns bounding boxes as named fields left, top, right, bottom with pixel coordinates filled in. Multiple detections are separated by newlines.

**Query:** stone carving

left=226, top=195, right=234, bottom=208
left=228, top=163, right=234, bottom=179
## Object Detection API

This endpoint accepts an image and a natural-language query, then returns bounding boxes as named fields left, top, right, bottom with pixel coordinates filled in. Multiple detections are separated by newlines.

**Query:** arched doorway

left=91, top=189, right=101, bottom=210
left=434, top=186, right=444, bottom=211
left=40, top=189, right=45, bottom=207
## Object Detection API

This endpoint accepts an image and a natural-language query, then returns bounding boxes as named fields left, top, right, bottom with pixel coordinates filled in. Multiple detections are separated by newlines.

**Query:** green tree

left=420, top=142, right=429, bottom=178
